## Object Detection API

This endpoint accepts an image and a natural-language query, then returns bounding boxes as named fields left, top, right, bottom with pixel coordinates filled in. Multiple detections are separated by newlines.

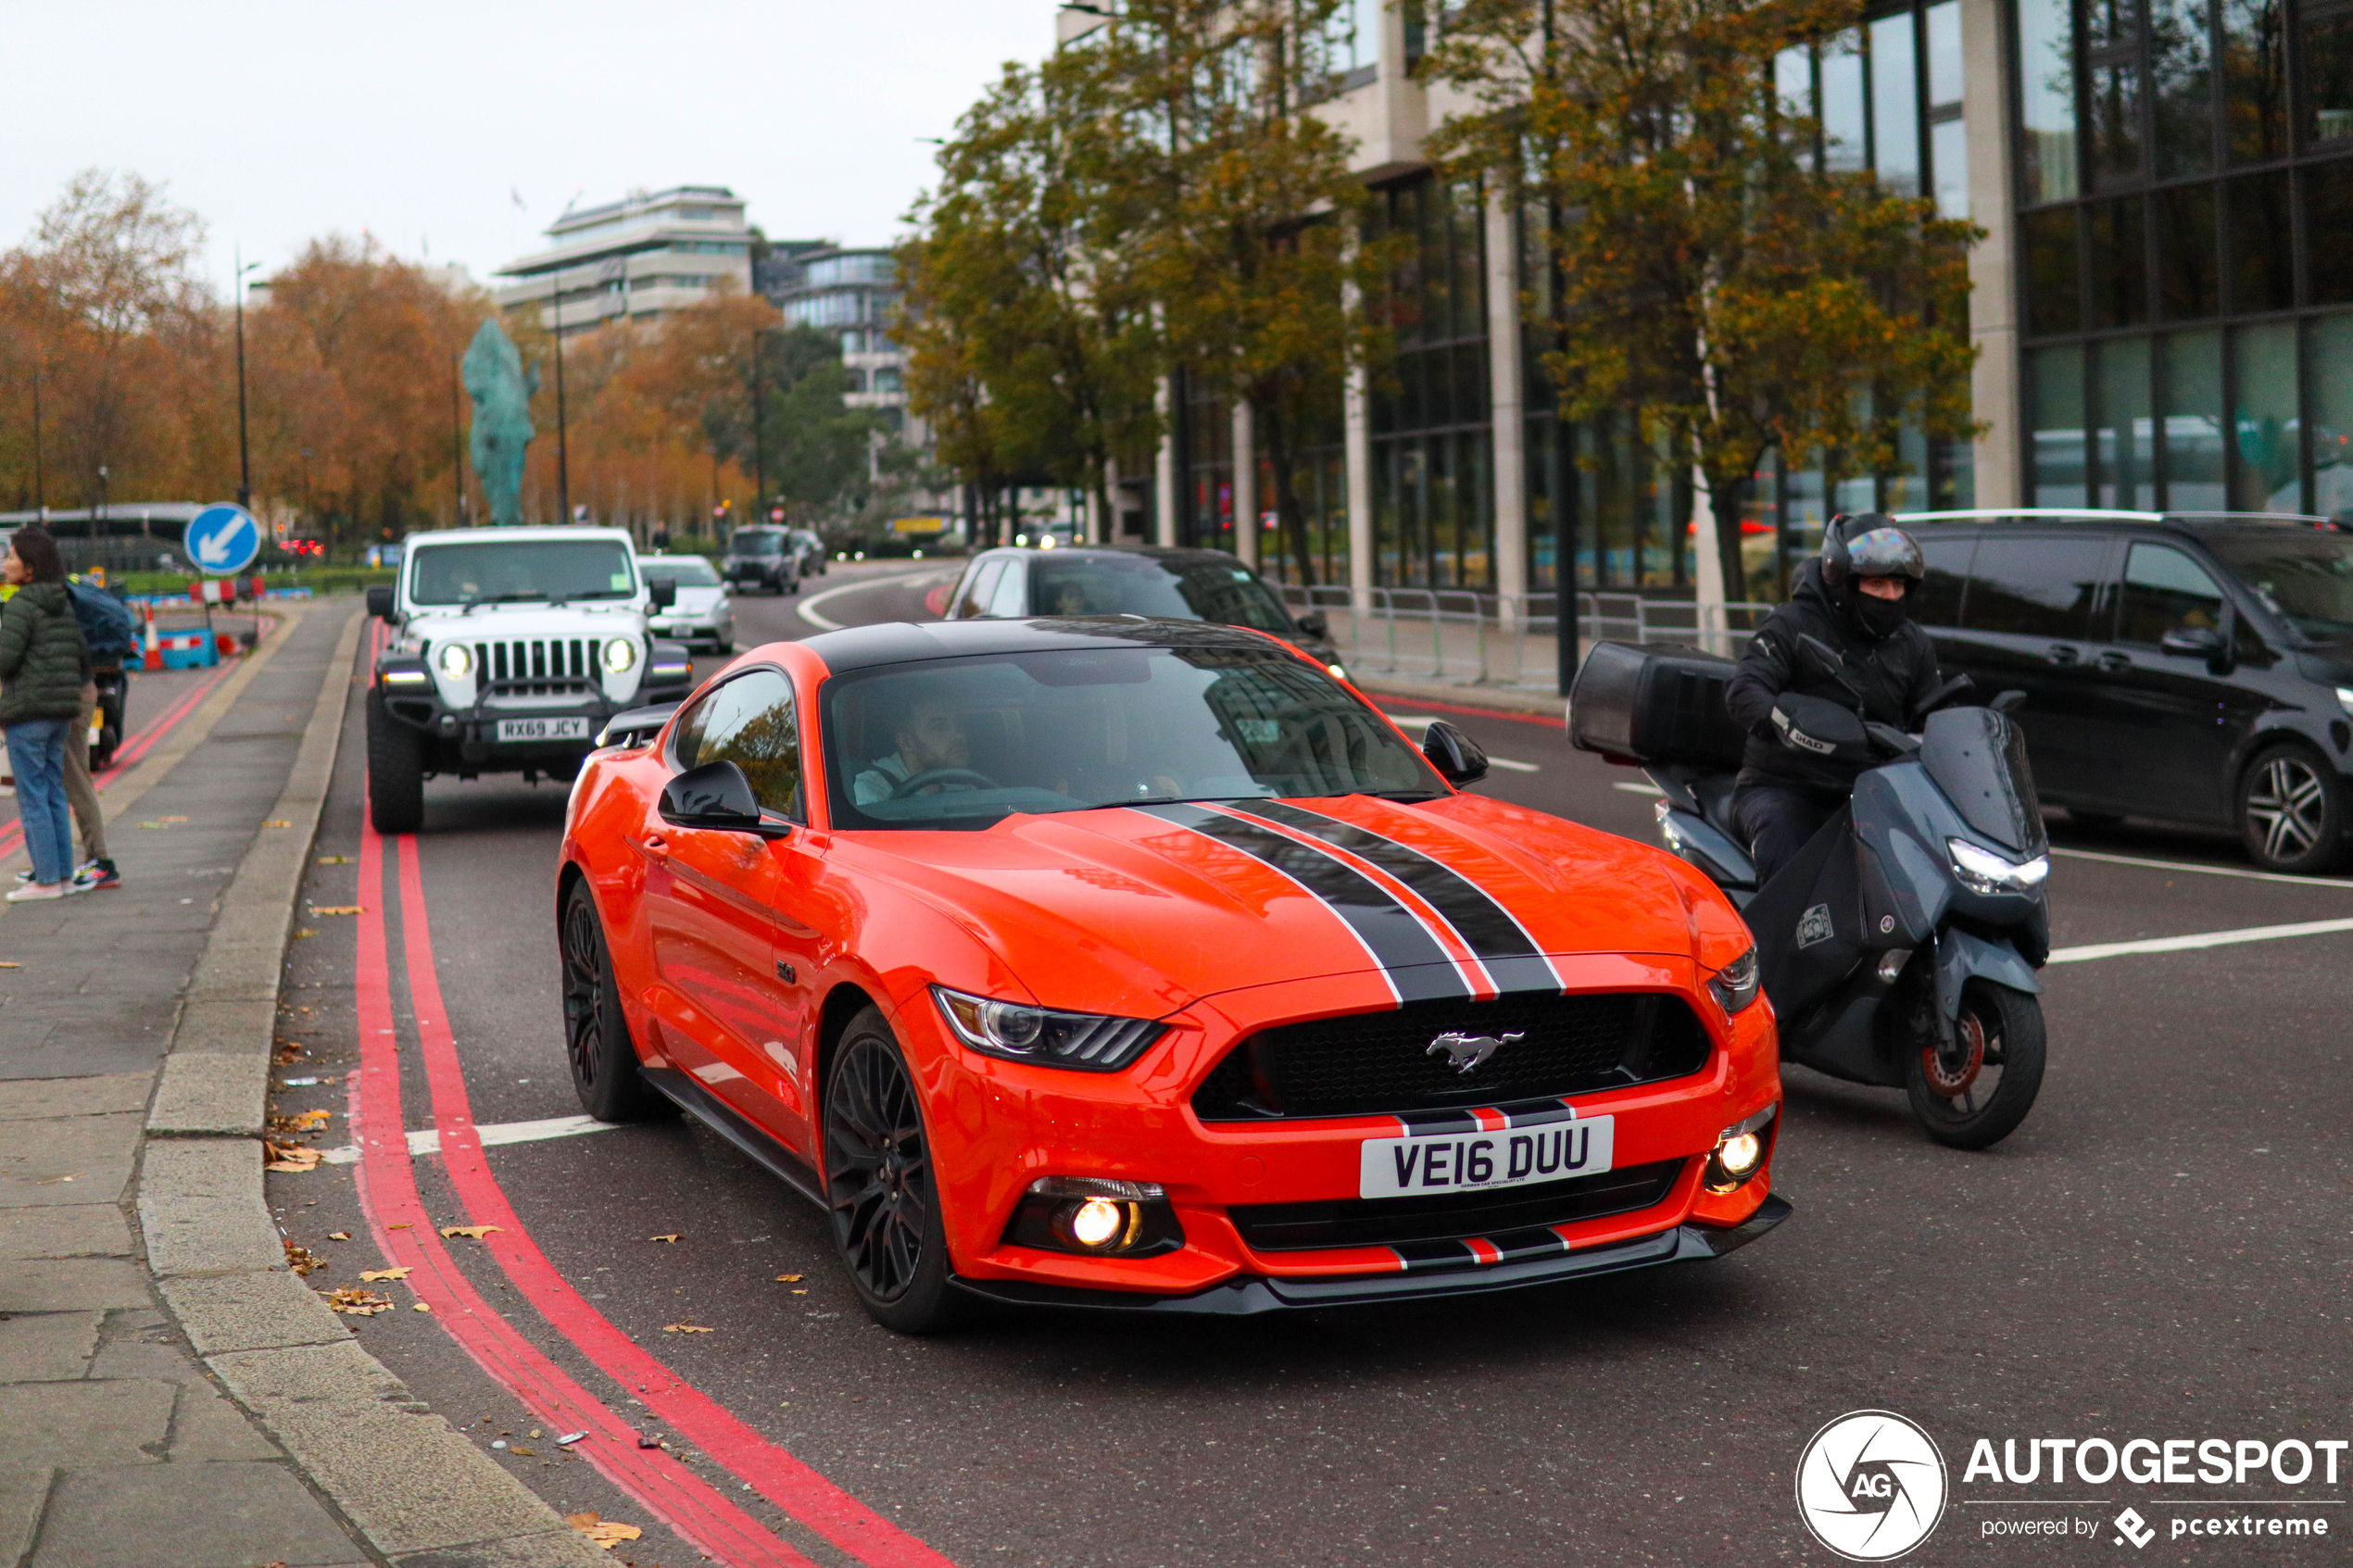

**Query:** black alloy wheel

left=823, top=1008, right=961, bottom=1333
left=2238, top=745, right=2344, bottom=874
left=559, top=882, right=673, bottom=1123
left=365, top=688, right=426, bottom=835
left=1904, top=979, right=2045, bottom=1150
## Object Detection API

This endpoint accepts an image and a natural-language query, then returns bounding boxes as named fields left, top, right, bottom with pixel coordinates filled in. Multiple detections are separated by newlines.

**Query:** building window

left=2223, top=0, right=2290, bottom=161
left=2019, top=0, right=2082, bottom=200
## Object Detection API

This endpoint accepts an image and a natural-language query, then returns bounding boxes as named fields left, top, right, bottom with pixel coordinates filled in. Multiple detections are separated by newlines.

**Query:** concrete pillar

left=1154, top=376, right=1179, bottom=546
left=1231, top=401, right=1258, bottom=568
left=1484, top=189, right=1528, bottom=628
left=1963, top=0, right=2023, bottom=508
left=1344, top=364, right=1374, bottom=611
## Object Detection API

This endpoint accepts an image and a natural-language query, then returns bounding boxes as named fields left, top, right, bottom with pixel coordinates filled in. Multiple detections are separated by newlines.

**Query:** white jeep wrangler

left=364, top=526, right=695, bottom=833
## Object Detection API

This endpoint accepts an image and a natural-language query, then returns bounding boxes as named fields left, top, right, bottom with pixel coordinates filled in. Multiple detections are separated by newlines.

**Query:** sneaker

left=11, top=870, right=30, bottom=885
left=6, top=882, right=70, bottom=902
left=72, top=860, right=119, bottom=892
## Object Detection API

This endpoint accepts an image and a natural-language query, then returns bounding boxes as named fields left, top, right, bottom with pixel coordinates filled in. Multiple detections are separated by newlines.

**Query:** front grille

left=1229, top=1159, right=1684, bottom=1251
left=466, top=638, right=609, bottom=696
left=1192, top=991, right=1711, bottom=1121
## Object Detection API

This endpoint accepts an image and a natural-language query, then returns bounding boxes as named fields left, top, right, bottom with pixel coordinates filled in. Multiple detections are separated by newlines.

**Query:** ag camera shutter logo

left=1795, top=1410, right=1949, bottom=1562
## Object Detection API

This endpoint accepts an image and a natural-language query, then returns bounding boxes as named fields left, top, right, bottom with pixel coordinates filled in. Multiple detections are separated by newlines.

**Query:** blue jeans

left=6, top=720, right=73, bottom=885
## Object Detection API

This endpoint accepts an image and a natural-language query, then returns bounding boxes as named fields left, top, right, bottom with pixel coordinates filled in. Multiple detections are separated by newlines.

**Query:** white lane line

left=795, top=568, right=950, bottom=632
left=2046, top=915, right=2353, bottom=964
left=316, top=1111, right=618, bottom=1166
left=1488, top=758, right=1540, bottom=772
left=1614, top=780, right=1664, bottom=795
left=2052, top=845, right=2353, bottom=890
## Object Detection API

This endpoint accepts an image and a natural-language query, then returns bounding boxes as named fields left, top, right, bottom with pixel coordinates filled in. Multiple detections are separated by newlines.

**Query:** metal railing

left=1274, top=584, right=1776, bottom=691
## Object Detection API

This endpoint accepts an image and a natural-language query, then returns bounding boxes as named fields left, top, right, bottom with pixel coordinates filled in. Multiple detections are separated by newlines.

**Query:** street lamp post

left=28, top=369, right=44, bottom=518
left=551, top=271, right=572, bottom=524
left=749, top=329, right=768, bottom=520
left=234, top=252, right=259, bottom=511
left=451, top=355, right=465, bottom=525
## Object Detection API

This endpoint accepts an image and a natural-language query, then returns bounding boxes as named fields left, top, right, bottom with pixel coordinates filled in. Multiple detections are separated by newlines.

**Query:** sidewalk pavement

left=0, top=598, right=601, bottom=1568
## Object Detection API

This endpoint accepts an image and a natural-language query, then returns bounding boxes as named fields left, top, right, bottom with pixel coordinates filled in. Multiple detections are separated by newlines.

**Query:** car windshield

left=1030, top=555, right=1297, bottom=634
left=2201, top=531, right=2353, bottom=642
left=732, top=531, right=785, bottom=558
left=644, top=557, right=720, bottom=586
left=823, top=644, right=1440, bottom=830
left=408, top=539, right=636, bottom=606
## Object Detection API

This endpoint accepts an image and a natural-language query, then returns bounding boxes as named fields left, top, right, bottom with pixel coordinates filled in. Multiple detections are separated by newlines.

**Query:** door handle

left=637, top=833, right=669, bottom=859
left=2094, top=650, right=2130, bottom=672
left=2045, top=644, right=2081, bottom=665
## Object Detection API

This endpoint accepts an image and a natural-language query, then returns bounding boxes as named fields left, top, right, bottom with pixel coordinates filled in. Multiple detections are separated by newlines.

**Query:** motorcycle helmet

left=1820, top=512, right=1925, bottom=639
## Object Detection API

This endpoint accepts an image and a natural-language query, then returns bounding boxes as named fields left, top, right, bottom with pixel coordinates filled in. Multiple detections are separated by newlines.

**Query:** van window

left=951, top=559, right=1004, bottom=619
left=2116, top=543, right=2227, bottom=645
left=1960, top=535, right=2108, bottom=639
left=1915, top=536, right=1974, bottom=627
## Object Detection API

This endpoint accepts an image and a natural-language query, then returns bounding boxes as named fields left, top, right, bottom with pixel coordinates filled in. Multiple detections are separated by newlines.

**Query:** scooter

left=90, top=660, right=127, bottom=771
left=1570, top=638, right=2050, bottom=1148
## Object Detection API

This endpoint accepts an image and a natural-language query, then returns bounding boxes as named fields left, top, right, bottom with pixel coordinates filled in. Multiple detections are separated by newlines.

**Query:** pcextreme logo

left=1795, top=1410, right=1950, bottom=1562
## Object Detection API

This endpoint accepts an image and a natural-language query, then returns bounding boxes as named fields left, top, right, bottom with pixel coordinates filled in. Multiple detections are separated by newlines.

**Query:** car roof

left=403, top=525, right=637, bottom=547
left=966, top=545, right=1255, bottom=571
left=1895, top=508, right=2337, bottom=531
left=799, top=615, right=1284, bottom=674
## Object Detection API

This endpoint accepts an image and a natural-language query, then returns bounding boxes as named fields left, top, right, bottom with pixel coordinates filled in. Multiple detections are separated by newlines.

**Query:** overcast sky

left=0, top=1, right=1060, bottom=293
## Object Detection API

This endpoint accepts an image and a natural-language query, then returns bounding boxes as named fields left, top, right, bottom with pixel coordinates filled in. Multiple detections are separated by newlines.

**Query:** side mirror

left=1991, top=689, right=2028, bottom=714
left=646, top=575, right=677, bottom=610
left=366, top=585, right=396, bottom=621
left=660, top=760, right=774, bottom=834
left=1295, top=611, right=1329, bottom=640
left=1421, top=720, right=1490, bottom=785
left=2159, top=624, right=2228, bottom=673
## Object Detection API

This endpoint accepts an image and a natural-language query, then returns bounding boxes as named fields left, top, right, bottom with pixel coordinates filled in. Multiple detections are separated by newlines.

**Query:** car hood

left=661, top=586, right=727, bottom=611
left=837, top=792, right=1723, bottom=1017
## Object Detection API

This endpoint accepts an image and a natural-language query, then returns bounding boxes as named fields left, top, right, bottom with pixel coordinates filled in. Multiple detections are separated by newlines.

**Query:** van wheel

left=2237, top=744, right=2343, bottom=873
left=366, top=689, right=425, bottom=835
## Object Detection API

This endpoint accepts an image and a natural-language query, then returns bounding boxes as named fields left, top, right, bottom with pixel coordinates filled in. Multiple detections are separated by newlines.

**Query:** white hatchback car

left=640, top=554, right=736, bottom=654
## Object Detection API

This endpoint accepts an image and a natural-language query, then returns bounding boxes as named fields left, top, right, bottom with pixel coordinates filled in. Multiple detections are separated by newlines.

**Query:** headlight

left=1948, top=837, right=2049, bottom=896
left=1707, top=947, right=1760, bottom=1013
left=602, top=638, right=638, bottom=674
left=1327, top=663, right=1348, bottom=681
left=435, top=643, right=472, bottom=679
left=931, top=985, right=1164, bottom=1072
left=2336, top=686, right=2353, bottom=720
left=1703, top=1104, right=1778, bottom=1194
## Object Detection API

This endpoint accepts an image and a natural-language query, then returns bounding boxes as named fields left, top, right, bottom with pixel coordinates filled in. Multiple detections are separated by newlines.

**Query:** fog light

left=1068, top=1197, right=1124, bottom=1248
left=1006, top=1175, right=1184, bottom=1259
left=1704, top=1105, right=1778, bottom=1195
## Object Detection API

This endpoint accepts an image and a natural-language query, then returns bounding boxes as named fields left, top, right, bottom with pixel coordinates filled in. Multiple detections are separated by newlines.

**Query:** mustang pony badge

left=1426, top=1030, right=1524, bottom=1075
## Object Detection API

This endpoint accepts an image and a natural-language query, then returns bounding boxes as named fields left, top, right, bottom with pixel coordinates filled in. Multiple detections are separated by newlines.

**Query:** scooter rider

left=1725, top=512, right=1944, bottom=886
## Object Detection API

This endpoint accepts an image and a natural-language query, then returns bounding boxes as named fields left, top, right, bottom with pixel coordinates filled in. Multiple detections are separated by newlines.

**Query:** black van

left=1894, top=509, right=2353, bottom=872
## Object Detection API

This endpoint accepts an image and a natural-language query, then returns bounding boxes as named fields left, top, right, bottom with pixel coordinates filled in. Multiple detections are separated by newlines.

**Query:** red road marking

left=1375, top=694, right=1567, bottom=730
left=391, top=835, right=959, bottom=1568
left=348, top=824, right=826, bottom=1567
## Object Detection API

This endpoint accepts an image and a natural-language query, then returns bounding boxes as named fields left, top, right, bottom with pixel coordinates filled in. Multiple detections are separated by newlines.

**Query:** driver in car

left=853, top=696, right=975, bottom=804
left=1724, top=512, right=1945, bottom=886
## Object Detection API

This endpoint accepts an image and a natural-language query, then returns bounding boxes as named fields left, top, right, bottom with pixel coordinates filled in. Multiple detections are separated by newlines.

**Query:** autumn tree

left=1423, top=0, right=1981, bottom=600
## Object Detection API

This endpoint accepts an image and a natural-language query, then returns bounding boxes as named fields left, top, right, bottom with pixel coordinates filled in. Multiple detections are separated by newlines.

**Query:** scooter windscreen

left=1919, top=708, right=2046, bottom=856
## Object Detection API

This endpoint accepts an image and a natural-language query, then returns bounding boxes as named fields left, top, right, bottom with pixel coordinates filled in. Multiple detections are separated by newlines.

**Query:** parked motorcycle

left=1570, top=638, right=2050, bottom=1148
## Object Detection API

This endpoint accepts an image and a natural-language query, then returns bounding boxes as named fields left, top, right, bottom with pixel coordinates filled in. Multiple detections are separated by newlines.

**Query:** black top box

left=1568, top=641, right=1748, bottom=770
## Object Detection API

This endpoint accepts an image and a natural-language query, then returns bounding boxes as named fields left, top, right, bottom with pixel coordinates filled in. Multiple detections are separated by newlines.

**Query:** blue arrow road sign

left=184, top=505, right=261, bottom=576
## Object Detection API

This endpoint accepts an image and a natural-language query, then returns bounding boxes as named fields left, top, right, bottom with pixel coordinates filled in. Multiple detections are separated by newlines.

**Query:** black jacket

left=1725, top=560, right=1944, bottom=797
left=0, top=582, right=90, bottom=728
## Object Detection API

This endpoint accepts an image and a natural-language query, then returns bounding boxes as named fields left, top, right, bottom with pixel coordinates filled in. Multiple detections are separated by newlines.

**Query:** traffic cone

left=141, top=603, right=163, bottom=672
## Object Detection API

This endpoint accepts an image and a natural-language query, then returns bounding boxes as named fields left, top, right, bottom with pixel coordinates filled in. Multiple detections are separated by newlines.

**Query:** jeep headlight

left=436, top=643, right=472, bottom=679
left=602, top=638, right=638, bottom=674
left=1948, top=837, right=2049, bottom=896
left=931, top=985, right=1164, bottom=1072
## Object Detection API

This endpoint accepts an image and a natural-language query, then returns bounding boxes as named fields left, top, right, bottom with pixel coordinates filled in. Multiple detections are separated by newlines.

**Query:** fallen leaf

left=564, top=1512, right=643, bottom=1548
left=287, top=1108, right=332, bottom=1131
left=791, top=1289, right=808, bottom=1296
left=317, top=854, right=351, bottom=864
left=661, top=1323, right=714, bottom=1334
left=283, top=1242, right=324, bottom=1277
left=359, top=1267, right=410, bottom=1283
left=323, top=1287, right=393, bottom=1315
left=263, top=819, right=291, bottom=827
left=161, top=815, right=188, bottom=822
left=292, top=928, right=317, bottom=939
left=774, top=1273, right=803, bottom=1283
left=440, top=1225, right=501, bottom=1239
left=327, top=1231, right=350, bottom=1241
left=412, top=1301, right=433, bottom=1312
left=0, top=961, right=19, bottom=970
left=309, top=906, right=363, bottom=916
left=387, top=1223, right=410, bottom=1230
left=649, top=1234, right=681, bottom=1243
left=264, top=1141, right=322, bottom=1173
left=509, top=1446, right=536, bottom=1457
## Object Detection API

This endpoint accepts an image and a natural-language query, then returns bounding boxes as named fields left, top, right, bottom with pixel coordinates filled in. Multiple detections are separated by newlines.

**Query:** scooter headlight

left=1707, top=947, right=1760, bottom=1013
left=1947, top=837, right=2049, bottom=896
left=436, top=642, right=472, bottom=679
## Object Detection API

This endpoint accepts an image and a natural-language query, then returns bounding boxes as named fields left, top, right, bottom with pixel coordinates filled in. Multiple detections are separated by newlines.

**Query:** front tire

left=2238, top=744, right=2344, bottom=873
left=559, top=881, right=673, bottom=1123
left=1905, top=980, right=2045, bottom=1149
left=366, top=688, right=425, bottom=835
left=823, top=1009, right=961, bottom=1334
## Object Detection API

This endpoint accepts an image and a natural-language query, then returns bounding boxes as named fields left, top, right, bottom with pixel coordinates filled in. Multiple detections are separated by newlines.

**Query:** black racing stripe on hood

left=1132, top=803, right=1467, bottom=1001
left=1240, top=801, right=1558, bottom=994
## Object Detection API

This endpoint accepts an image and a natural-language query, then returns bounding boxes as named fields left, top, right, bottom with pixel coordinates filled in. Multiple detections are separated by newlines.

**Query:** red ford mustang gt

left=557, top=617, right=1786, bottom=1332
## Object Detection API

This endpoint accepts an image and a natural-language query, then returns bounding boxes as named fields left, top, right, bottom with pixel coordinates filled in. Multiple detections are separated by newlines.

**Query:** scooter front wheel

left=1905, top=980, right=2045, bottom=1150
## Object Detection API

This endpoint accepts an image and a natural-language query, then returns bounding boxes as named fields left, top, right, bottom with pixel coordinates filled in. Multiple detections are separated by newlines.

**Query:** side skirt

left=639, top=1065, right=827, bottom=1211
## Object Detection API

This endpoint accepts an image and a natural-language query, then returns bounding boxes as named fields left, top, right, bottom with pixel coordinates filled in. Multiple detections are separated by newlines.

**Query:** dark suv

left=1897, top=509, right=2353, bottom=872
left=723, top=528, right=799, bottom=596
left=940, top=546, right=1346, bottom=676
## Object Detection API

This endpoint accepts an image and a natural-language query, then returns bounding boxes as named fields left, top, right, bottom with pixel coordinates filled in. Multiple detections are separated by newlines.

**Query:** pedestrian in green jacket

left=0, top=526, right=92, bottom=899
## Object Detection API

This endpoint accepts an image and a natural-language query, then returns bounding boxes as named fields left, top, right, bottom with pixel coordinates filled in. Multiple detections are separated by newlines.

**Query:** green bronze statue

left=462, top=319, right=538, bottom=527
